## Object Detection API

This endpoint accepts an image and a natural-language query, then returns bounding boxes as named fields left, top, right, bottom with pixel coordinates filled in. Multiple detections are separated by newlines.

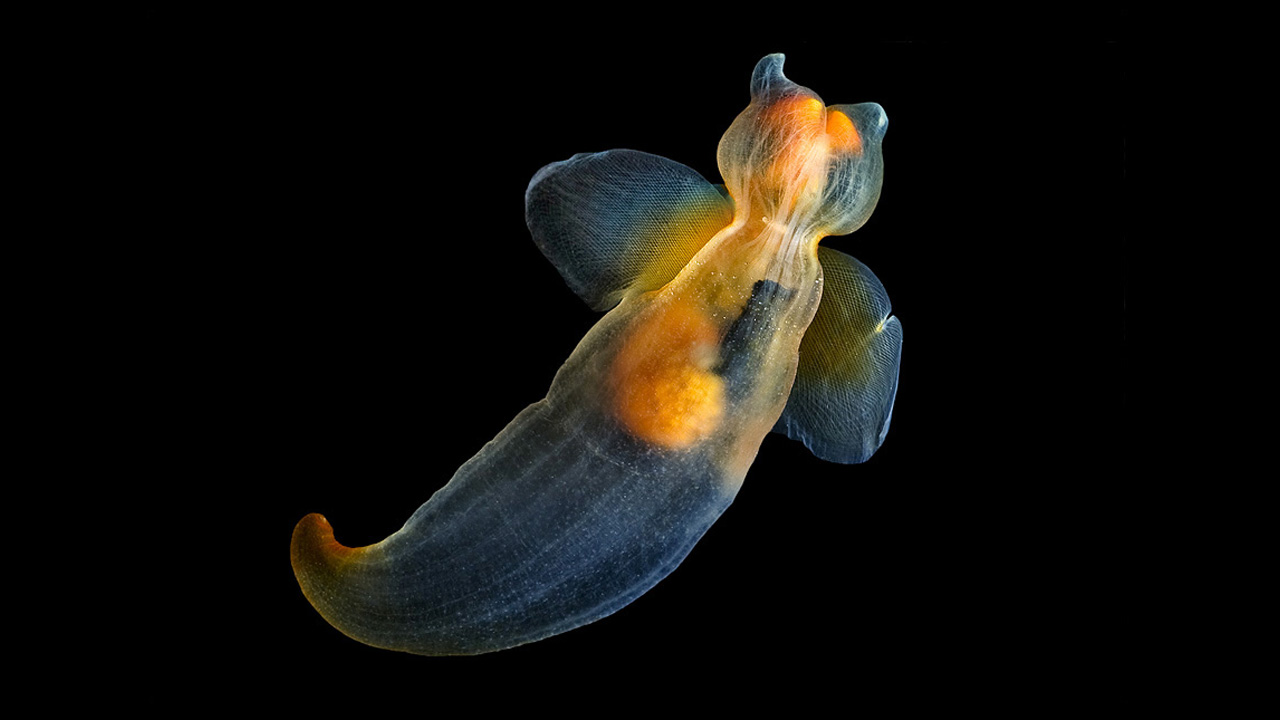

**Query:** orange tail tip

left=290, top=513, right=366, bottom=578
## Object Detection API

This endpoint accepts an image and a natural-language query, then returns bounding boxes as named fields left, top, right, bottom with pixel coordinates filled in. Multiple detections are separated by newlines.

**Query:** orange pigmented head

left=751, top=94, right=865, bottom=210
left=717, top=55, right=886, bottom=239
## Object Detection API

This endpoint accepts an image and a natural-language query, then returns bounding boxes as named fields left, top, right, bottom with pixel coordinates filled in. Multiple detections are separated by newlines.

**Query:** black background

left=220, top=21, right=1124, bottom=697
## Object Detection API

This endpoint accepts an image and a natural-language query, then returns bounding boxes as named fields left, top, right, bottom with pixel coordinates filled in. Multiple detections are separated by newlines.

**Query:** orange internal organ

left=755, top=95, right=861, bottom=213
left=766, top=95, right=825, bottom=131
left=761, top=95, right=825, bottom=186
left=825, top=109, right=863, bottom=154
left=612, top=298, right=725, bottom=449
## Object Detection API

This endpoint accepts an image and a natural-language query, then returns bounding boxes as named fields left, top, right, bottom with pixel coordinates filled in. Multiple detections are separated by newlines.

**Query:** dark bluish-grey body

left=293, top=292, right=750, bottom=655
left=373, top=401, right=730, bottom=655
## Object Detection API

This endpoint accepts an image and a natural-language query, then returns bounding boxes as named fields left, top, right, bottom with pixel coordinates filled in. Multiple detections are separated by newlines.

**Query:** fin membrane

left=774, top=247, right=903, bottom=464
left=525, top=149, right=734, bottom=311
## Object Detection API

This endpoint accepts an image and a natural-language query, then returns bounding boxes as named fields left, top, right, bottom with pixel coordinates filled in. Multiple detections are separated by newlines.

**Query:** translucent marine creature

left=290, top=54, right=903, bottom=655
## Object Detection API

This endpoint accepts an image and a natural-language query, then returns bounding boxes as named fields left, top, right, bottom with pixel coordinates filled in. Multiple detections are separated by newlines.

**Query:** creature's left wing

left=526, top=149, right=734, bottom=311
left=774, top=246, right=902, bottom=463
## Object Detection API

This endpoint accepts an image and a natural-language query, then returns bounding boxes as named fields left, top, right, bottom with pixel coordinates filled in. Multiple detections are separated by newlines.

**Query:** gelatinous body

left=291, top=54, right=903, bottom=655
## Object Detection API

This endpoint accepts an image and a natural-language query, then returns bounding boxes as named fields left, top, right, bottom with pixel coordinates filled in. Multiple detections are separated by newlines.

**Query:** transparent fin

left=525, top=149, right=735, bottom=310
left=774, top=246, right=902, bottom=463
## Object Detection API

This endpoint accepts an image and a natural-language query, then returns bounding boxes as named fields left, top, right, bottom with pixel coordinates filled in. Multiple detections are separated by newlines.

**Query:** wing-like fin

left=774, top=246, right=902, bottom=463
left=525, top=149, right=735, bottom=310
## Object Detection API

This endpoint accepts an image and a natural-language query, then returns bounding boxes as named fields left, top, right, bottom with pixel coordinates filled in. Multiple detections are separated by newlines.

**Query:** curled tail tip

left=291, top=512, right=364, bottom=581
left=291, top=513, right=398, bottom=652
